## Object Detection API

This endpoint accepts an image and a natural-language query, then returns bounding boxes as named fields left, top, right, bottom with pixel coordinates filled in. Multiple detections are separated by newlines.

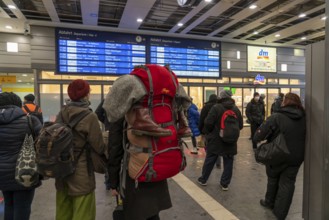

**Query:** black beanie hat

left=253, top=92, right=260, bottom=97
left=24, top=94, right=35, bottom=102
left=0, top=92, right=22, bottom=107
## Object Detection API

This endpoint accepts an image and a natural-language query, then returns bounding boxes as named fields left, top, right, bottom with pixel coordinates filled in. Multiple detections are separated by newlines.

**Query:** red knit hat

left=67, top=79, right=90, bottom=101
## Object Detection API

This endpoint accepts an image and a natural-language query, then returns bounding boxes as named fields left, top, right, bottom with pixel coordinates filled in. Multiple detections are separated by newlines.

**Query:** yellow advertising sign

left=248, top=46, right=277, bottom=72
left=0, top=76, right=17, bottom=83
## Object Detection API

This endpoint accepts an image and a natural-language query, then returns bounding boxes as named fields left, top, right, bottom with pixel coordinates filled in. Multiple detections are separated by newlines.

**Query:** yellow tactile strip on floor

left=172, top=173, right=239, bottom=220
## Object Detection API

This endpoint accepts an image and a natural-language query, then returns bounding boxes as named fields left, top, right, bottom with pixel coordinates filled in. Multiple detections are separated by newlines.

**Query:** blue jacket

left=188, top=104, right=201, bottom=137
left=0, top=105, right=42, bottom=191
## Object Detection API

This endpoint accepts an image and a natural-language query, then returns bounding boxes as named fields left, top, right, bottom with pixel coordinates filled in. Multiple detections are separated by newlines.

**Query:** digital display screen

left=55, top=28, right=221, bottom=77
left=56, top=28, right=146, bottom=75
left=149, top=37, right=221, bottom=77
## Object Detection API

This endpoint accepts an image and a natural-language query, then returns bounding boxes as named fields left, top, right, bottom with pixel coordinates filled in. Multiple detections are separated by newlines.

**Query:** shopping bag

left=197, top=135, right=206, bottom=148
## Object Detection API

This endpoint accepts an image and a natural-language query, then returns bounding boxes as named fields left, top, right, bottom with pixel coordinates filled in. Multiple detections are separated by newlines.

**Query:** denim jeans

left=200, top=152, right=234, bottom=187
left=2, top=189, right=35, bottom=220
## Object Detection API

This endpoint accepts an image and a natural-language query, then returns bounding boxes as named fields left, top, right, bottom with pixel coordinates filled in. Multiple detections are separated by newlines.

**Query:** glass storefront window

left=188, top=79, right=203, bottom=83
left=267, top=78, right=278, bottom=84
left=217, top=77, right=229, bottom=83
left=189, top=87, right=203, bottom=110
left=279, top=79, right=289, bottom=85
left=39, top=84, right=60, bottom=122
left=203, top=79, right=216, bottom=83
left=204, top=87, right=217, bottom=103
left=243, top=88, right=255, bottom=125
left=0, top=73, right=35, bottom=101
left=231, top=78, right=243, bottom=83
left=243, top=78, right=254, bottom=84
left=178, top=78, right=188, bottom=82
left=281, top=88, right=290, bottom=95
left=290, top=79, right=301, bottom=85
left=183, top=86, right=189, bottom=95
left=232, top=88, right=242, bottom=114
left=291, top=88, right=301, bottom=97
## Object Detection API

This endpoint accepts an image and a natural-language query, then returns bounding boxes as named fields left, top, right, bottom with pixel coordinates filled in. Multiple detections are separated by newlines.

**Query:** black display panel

left=55, top=28, right=221, bottom=77
left=149, top=36, right=220, bottom=77
left=56, top=28, right=146, bottom=75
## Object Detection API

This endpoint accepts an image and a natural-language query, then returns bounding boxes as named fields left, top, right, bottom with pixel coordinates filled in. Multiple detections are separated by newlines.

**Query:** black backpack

left=23, top=105, right=43, bottom=124
left=219, top=109, right=240, bottom=143
left=35, top=110, right=91, bottom=178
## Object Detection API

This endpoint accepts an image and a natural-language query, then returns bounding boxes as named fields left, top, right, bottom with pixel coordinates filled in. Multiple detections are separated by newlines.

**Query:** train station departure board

left=56, top=28, right=146, bottom=75
left=55, top=28, right=221, bottom=77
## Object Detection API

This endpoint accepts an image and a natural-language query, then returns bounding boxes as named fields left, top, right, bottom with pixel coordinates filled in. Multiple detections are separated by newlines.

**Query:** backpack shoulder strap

left=68, top=110, right=92, bottom=129
left=34, top=105, right=39, bottom=113
left=23, top=105, right=31, bottom=113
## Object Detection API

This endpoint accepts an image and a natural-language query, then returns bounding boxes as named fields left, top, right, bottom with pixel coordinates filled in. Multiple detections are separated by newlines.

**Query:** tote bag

left=255, top=133, right=290, bottom=166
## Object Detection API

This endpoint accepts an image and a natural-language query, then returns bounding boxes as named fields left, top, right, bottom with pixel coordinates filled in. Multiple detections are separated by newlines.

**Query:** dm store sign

left=248, top=46, right=277, bottom=72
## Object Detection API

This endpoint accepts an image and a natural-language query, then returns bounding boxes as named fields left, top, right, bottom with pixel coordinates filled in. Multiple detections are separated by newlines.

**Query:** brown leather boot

left=131, top=108, right=172, bottom=137
left=177, top=110, right=192, bottom=138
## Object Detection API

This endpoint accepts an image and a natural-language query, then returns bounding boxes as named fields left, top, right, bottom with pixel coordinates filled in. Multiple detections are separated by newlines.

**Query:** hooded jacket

left=0, top=105, right=42, bottom=191
left=55, top=101, right=105, bottom=196
left=271, top=97, right=283, bottom=114
left=246, top=99, right=265, bottom=124
left=203, top=98, right=243, bottom=155
left=198, top=95, right=218, bottom=134
left=254, top=106, right=306, bottom=166
left=188, top=103, right=200, bottom=137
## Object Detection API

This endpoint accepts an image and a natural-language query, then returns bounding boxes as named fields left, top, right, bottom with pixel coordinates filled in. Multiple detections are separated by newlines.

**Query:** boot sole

left=132, top=130, right=172, bottom=137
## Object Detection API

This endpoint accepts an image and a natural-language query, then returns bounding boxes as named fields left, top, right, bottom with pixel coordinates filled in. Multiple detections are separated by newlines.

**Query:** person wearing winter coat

left=254, top=93, right=306, bottom=220
left=188, top=100, right=201, bottom=154
left=271, top=93, right=284, bottom=114
left=246, top=92, right=265, bottom=149
left=55, top=79, right=105, bottom=220
left=197, top=90, right=243, bottom=190
left=0, top=92, right=42, bottom=220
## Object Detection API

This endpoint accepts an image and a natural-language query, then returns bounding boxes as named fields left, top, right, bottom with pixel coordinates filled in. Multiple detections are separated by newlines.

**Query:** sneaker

left=260, top=199, right=274, bottom=209
left=197, top=177, right=207, bottom=186
left=220, top=183, right=228, bottom=191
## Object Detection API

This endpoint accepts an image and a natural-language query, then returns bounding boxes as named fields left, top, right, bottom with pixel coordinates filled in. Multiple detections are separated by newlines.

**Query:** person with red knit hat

left=55, top=79, right=106, bottom=220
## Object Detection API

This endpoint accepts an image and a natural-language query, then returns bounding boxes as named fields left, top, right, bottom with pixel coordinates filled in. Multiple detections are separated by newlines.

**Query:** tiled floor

left=0, top=129, right=303, bottom=220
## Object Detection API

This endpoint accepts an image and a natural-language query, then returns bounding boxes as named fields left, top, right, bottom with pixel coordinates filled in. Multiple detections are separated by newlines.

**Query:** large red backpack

left=124, top=64, right=186, bottom=183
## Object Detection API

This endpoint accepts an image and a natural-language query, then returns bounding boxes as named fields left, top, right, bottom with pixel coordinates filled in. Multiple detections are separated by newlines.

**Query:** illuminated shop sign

left=248, top=46, right=277, bottom=72
left=254, top=74, right=266, bottom=85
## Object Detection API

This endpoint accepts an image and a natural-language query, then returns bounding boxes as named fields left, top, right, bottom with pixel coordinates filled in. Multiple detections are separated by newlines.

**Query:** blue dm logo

left=254, top=74, right=266, bottom=85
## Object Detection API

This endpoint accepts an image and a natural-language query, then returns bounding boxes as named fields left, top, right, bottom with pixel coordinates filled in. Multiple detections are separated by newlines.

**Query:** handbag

left=255, top=133, right=290, bottom=166
left=112, top=195, right=124, bottom=220
left=15, top=116, right=39, bottom=187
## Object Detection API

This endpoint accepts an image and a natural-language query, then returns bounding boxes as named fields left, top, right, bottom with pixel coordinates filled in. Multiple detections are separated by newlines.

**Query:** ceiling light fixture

left=301, top=37, right=307, bottom=40
left=8, top=5, right=16, bottom=9
left=253, top=31, right=259, bottom=35
left=5, top=25, right=12, bottom=29
left=204, top=0, right=212, bottom=2
left=275, top=34, right=281, bottom=37
left=321, top=16, right=327, bottom=20
left=177, top=23, right=183, bottom=27
left=298, top=13, right=306, bottom=18
left=137, top=18, right=143, bottom=23
left=249, top=4, right=257, bottom=9
left=18, top=80, right=22, bottom=82
left=22, top=74, right=28, bottom=77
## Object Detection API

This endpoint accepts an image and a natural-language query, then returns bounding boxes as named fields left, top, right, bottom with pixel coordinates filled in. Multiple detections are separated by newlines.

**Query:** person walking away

left=0, top=92, right=42, bottom=220
left=246, top=92, right=265, bottom=149
left=254, top=93, right=306, bottom=220
left=199, top=94, right=222, bottom=168
left=197, top=90, right=243, bottom=190
left=271, top=93, right=284, bottom=114
left=188, top=99, right=201, bottom=154
left=22, top=94, right=43, bottom=124
left=55, top=79, right=105, bottom=220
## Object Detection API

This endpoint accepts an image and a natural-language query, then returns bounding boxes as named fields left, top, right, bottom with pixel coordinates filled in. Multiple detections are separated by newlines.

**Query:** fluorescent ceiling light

left=7, top=42, right=18, bottom=52
left=253, top=31, right=259, bottom=35
left=8, top=5, right=16, bottom=9
left=275, top=34, right=281, bottom=37
left=177, top=23, right=183, bottom=27
left=137, top=18, right=143, bottom=23
left=298, top=13, right=306, bottom=18
left=18, top=80, right=22, bottom=82
left=249, top=4, right=257, bottom=9
left=22, top=74, right=28, bottom=77
left=301, top=37, right=307, bottom=40
left=237, top=51, right=240, bottom=59
left=205, top=0, right=212, bottom=2
left=321, top=16, right=327, bottom=20
left=5, top=25, right=12, bottom=29
left=227, top=60, right=231, bottom=69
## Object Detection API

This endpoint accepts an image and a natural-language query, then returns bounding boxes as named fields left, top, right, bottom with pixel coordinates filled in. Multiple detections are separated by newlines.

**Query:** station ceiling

left=0, top=0, right=326, bottom=47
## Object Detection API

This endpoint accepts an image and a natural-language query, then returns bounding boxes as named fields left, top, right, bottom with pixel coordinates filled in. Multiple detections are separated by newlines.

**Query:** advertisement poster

left=248, top=46, right=277, bottom=72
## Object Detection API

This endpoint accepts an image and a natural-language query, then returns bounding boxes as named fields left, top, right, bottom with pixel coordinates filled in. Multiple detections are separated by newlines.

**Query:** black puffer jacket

left=0, top=105, right=42, bottom=191
left=254, top=106, right=306, bottom=166
left=246, top=99, right=265, bottom=124
left=198, top=96, right=218, bottom=134
left=203, top=98, right=243, bottom=156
